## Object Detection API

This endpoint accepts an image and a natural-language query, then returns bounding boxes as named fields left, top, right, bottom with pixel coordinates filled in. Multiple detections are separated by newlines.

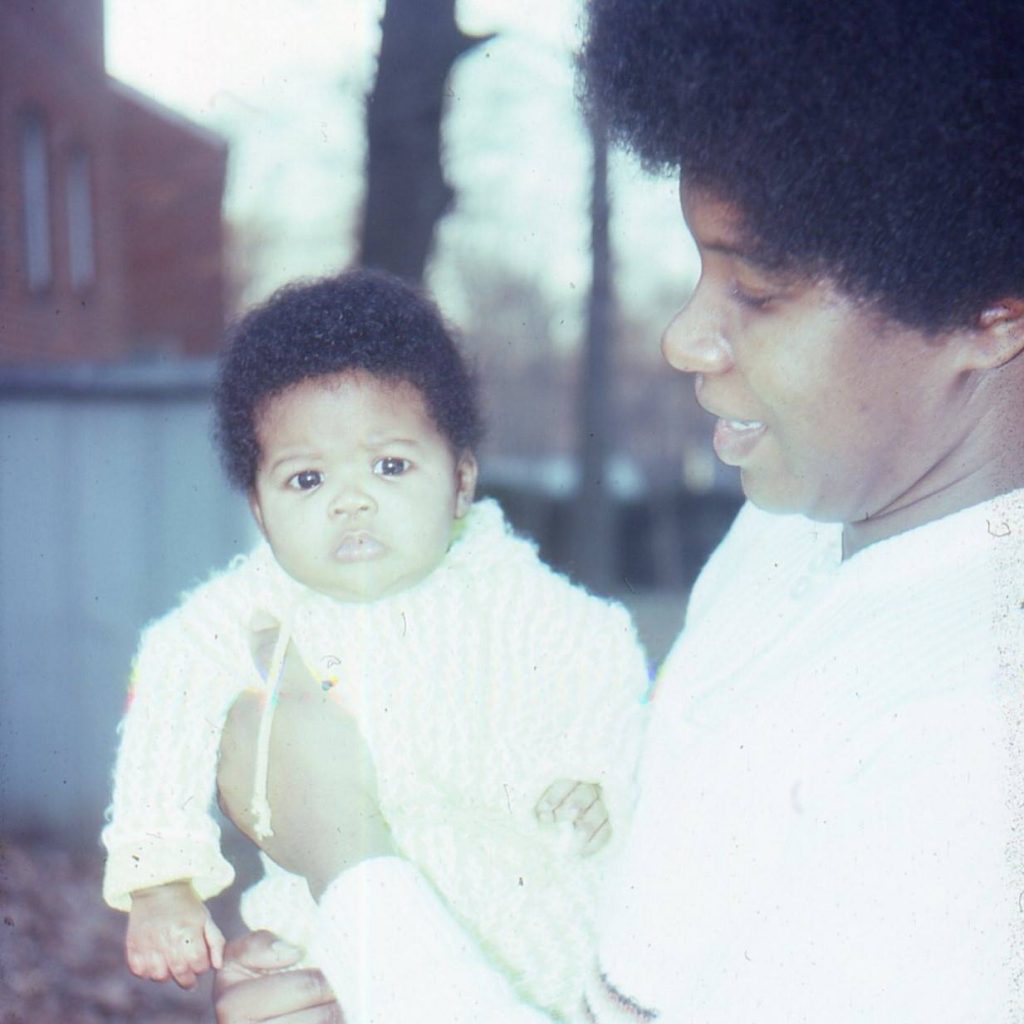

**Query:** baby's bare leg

left=219, top=686, right=393, bottom=898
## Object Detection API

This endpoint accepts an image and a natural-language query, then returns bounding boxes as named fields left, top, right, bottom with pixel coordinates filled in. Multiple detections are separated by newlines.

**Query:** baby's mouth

left=334, top=532, right=385, bottom=563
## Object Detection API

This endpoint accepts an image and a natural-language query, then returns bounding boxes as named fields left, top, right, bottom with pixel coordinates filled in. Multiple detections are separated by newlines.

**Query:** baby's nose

left=329, top=482, right=374, bottom=516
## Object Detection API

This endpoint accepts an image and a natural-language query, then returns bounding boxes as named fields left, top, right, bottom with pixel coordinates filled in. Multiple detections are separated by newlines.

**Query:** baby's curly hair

left=581, top=0, right=1024, bottom=332
left=214, top=269, right=482, bottom=491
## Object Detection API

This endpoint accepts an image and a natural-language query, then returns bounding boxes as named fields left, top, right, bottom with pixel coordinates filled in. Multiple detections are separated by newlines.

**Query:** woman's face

left=663, top=184, right=980, bottom=530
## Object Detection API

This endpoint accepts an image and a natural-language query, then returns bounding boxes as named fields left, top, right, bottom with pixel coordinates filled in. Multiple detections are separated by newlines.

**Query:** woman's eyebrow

left=702, top=238, right=771, bottom=268
left=702, top=238, right=797, bottom=279
left=701, top=239, right=749, bottom=258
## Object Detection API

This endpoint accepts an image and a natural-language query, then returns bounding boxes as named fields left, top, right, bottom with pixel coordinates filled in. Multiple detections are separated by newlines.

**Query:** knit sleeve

left=101, top=561, right=260, bottom=912
left=310, top=857, right=556, bottom=1024
left=455, top=546, right=650, bottom=852
left=549, top=596, right=650, bottom=844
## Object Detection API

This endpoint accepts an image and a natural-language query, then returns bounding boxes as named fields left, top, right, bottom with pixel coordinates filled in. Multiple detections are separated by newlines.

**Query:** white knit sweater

left=303, top=489, right=1024, bottom=1023
left=101, top=499, right=649, bottom=1019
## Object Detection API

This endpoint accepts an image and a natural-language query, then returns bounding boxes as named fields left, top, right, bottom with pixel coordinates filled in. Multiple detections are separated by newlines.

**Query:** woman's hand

left=218, top=659, right=394, bottom=897
left=213, top=931, right=341, bottom=1023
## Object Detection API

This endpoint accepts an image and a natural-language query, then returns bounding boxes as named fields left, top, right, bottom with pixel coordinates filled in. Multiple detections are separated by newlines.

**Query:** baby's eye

left=373, top=457, right=410, bottom=477
left=287, top=469, right=324, bottom=491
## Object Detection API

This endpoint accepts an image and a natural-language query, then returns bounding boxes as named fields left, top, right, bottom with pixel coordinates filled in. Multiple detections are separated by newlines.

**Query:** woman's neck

left=843, top=431, right=1024, bottom=560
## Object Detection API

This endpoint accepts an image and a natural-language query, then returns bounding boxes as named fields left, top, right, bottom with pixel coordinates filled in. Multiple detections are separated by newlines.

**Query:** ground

left=0, top=836, right=256, bottom=1024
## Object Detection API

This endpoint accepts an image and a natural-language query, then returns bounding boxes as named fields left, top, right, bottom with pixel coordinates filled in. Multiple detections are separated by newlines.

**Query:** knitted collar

left=246, top=497, right=524, bottom=613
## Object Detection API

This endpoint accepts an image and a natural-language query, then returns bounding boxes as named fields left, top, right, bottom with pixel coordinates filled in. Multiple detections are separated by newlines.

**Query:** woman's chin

left=739, top=469, right=843, bottom=522
left=739, top=468, right=804, bottom=516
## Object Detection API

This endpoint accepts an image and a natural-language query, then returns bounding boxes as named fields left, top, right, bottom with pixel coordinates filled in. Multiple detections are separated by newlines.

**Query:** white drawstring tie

left=249, top=614, right=293, bottom=840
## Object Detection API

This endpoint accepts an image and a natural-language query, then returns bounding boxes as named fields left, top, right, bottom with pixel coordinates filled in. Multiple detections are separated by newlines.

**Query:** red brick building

left=0, top=0, right=227, bottom=363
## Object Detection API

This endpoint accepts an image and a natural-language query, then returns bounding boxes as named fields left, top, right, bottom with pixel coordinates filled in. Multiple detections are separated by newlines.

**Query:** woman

left=214, top=0, right=1024, bottom=1019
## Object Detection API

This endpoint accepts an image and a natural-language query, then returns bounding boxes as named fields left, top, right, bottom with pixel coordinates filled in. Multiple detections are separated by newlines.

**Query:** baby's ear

left=249, top=491, right=267, bottom=536
left=454, top=452, right=478, bottom=518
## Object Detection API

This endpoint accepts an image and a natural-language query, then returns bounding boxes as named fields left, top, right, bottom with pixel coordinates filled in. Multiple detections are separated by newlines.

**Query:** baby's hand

left=126, top=880, right=225, bottom=989
left=535, top=779, right=611, bottom=856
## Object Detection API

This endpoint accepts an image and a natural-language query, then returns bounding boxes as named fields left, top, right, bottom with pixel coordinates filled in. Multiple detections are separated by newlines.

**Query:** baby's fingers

left=540, top=780, right=602, bottom=825
left=168, top=958, right=200, bottom=990
left=127, top=946, right=170, bottom=982
left=536, top=779, right=588, bottom=823
left=575, top=796, right=612, bottom=856
left=205, top=914, right=227, bottom=969
left=167, top=937, right=206, bottom=989
left=163, top=925, right=215, bottom=989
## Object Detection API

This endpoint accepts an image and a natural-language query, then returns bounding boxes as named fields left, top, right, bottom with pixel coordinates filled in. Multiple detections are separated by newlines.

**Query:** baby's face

left=250, top=371, right=476, bottom=602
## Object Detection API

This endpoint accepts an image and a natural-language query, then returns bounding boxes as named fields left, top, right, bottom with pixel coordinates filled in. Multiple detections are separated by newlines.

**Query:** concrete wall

left=0, top=368, right=253, bottom=841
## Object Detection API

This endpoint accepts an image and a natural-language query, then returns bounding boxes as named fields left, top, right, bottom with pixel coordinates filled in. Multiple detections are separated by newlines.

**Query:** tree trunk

left=360, top=0, right=491, bottom=282
left=572, top=112, right=617, bottom=593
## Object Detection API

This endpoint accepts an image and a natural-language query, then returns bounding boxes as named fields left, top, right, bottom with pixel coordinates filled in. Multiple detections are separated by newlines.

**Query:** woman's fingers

left=214, top=932, right=328, bottom=1023
left=216, top=931, right=304, bottom=981
left=215, top=967, right=340, bottom=1024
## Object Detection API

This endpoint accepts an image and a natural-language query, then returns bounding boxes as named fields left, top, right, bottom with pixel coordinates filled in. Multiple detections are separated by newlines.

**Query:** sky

left=104, top=0, right=698, bottom=352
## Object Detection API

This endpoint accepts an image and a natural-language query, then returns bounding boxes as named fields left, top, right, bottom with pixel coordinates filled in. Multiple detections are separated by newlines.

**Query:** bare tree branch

left=360, top=0, right=494, bottom=281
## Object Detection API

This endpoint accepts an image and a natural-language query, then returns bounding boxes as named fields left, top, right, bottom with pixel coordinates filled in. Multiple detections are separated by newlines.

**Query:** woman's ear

left=963, top=299, right=1024, bottom=370
left=454, top=452, right=478, bottom=518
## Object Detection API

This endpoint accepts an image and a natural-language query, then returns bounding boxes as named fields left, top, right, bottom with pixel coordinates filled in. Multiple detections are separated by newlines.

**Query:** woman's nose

left=661, top=287, right=734, bottom=375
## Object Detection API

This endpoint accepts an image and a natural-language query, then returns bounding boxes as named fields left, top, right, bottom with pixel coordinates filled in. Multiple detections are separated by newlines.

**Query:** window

left=20, top=111, right=53, bottom=291
left=66, top=148, right=95, bottom=290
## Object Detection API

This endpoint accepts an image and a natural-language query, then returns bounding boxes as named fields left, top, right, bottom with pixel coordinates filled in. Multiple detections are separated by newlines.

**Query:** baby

left=101, top=270, right=648, bottom=1019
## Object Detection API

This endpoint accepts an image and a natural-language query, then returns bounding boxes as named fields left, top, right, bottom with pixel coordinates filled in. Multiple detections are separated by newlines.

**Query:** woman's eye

left=373, top=457, right=409, bottom=477
left=287, top=470, right=323, bottom=491
left=731, top=283, right=773, bottom=310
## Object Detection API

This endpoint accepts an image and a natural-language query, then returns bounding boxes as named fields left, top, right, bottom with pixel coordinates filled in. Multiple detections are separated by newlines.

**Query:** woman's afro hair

left=581, top=0, right=1024, bottom=331
left=214, top=269, right=482, bottom=491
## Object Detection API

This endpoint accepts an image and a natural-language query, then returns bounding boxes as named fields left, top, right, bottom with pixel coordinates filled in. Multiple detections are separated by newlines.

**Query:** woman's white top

left=311, top=489, right=1024, bottom=1023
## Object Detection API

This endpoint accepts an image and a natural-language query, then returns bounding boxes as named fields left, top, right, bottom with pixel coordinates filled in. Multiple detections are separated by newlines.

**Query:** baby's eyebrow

left=266, top=451, right=319, bottom=473
left=363, top=436, right=422, bottom=448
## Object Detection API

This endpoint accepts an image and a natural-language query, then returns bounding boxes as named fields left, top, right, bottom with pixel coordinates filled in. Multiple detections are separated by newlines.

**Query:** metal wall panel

left=0, top=391, right=254, bottom=841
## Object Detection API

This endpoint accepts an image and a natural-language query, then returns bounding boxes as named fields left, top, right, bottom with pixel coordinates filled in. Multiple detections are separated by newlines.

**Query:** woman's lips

left=712, top=417, right=768, bottom=465
left=333, top=533, right=385, bottom=563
